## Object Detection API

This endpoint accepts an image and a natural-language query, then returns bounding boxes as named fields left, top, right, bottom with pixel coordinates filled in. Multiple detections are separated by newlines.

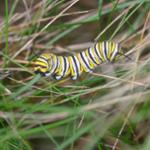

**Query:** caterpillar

left=34, top=41, right=123, bottom=80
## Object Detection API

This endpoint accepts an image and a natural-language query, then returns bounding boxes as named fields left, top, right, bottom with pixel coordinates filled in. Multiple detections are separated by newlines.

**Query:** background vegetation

left=0, top=0, right=150, bottom=149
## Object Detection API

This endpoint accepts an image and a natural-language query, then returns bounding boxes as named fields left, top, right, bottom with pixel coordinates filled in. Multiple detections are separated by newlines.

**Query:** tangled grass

left=0, top=0, right=150, bottom=149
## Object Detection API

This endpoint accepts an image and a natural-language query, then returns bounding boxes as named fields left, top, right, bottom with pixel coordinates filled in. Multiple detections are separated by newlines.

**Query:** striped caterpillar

left=34, top=41, right=123, bottom=80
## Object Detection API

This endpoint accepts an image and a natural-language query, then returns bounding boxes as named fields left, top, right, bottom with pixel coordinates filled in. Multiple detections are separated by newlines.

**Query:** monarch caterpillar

left=34, top=41, right=123, bottom=80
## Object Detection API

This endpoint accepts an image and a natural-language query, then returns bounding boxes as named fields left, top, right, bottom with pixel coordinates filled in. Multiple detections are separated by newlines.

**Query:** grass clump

left=0, top=0, right=150, bottom=150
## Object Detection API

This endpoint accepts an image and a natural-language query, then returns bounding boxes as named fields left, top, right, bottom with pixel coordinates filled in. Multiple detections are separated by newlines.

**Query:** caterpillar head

left=34, top=53, right=53, bottom=77
left=113, top=47, right=129, bottom=62
left=110, top=43, right=124, bottom=62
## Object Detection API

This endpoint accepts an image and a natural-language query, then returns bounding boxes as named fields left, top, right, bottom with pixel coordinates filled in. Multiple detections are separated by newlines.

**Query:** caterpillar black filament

left=34, top=41, right=123, bottom=80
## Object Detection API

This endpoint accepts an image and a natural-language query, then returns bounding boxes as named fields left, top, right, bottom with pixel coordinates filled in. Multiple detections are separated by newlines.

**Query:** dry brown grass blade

left=95, top=5, right=131, bottom=42
left=131, top=11, right=150, bottom=90
left=92, top=72, right=148, bottom=87
left=11, top=0, right=80, bottom=59
left=0, top=89, right=150, bottom=126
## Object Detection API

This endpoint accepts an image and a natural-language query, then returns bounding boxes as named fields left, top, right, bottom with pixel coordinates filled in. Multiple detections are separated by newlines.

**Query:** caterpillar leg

left=55, top=75, right=62, bottom=80
left=45, top=72, right=51, bottom=77
left=71, top=76, right=77, bottom=80
left=88, top=70, right=93, bottom=73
